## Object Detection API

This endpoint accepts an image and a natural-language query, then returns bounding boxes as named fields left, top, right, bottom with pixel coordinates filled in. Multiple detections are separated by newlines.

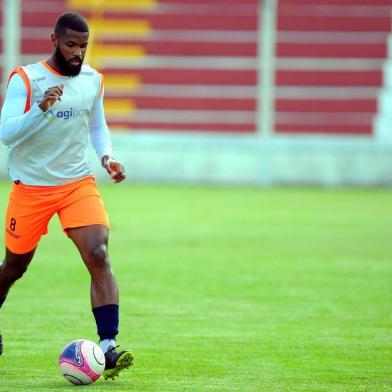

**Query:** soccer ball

left=59, top=339, right=105, bottom=385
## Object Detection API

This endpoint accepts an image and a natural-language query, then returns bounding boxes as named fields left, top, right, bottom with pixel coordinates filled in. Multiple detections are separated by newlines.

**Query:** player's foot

left=103, top=346, right=133, bottom=380
left=0, top=331, right=3, bottom=356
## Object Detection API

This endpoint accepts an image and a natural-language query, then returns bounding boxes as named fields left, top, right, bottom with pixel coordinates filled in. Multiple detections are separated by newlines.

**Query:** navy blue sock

left=92, top=304, right=119, bottom=341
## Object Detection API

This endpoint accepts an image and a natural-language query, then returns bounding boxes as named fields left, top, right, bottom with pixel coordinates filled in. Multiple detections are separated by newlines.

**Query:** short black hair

left=54, top=12, right=89, bottom=37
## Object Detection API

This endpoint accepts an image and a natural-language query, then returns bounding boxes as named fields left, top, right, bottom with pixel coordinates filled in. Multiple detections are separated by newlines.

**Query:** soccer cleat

left=0, top=332, right=3, bottom=356
left=103, top=346, right=134, bottom=380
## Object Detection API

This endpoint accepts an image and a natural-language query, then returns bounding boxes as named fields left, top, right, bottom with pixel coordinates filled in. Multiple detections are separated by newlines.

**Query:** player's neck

left=46, top=57, right=65, bottom=76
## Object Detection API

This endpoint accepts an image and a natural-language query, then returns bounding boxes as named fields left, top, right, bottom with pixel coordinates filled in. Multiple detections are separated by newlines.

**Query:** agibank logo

left=43, top=107, right=89, bottom=120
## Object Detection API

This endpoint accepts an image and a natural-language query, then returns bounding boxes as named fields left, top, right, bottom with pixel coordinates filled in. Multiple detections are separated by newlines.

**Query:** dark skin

left=0, top=29, right=124, bottom=319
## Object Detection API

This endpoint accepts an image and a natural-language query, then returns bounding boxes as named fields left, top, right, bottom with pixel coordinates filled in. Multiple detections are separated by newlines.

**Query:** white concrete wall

left=91, top=133, right=392, bottom=186
left=1, top=131, right=391, bottom=187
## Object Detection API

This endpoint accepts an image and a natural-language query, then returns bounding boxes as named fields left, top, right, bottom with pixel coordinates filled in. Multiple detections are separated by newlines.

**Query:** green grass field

left=0, top=182, right=391, bottom=391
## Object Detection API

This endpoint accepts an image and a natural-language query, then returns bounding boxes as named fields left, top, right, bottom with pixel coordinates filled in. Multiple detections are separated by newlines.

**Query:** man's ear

left=50, top=33, right=57, bottom=48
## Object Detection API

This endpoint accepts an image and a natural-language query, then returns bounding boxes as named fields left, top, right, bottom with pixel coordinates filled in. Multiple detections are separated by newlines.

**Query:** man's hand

left=39, top=84, right=64, bottom=112
left=101, top=155, right=126, bottom=184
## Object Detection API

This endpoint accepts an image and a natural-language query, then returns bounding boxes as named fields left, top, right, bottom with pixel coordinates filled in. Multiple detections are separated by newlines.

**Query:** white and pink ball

left=59, top=339, right=105, bottom=385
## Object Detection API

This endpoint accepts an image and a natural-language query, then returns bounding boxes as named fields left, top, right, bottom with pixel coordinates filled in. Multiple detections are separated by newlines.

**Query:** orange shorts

left=4, top=176, right=109, bottom=254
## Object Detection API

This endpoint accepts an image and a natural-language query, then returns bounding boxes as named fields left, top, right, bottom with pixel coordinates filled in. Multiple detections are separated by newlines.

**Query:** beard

left=54, top=46, right=83, bottom=77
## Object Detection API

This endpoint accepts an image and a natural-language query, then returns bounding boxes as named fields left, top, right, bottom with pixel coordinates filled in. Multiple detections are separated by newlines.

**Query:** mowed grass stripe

left=0, top=182, right=391, bottom=391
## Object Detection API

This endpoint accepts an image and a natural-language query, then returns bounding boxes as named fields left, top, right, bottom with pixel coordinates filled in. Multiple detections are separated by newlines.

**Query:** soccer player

left=0, top=12, right=133, bottom=379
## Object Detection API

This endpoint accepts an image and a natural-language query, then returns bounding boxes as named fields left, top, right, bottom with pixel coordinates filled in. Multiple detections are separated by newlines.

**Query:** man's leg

left=67, top=225, right=118, bottom=308
left=66, top=224, right=133, bottom=379
left=0, top=247, right=36, bottom=355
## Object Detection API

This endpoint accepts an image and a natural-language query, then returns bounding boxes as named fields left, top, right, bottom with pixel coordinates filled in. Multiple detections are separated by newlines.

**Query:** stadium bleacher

left=276, top=0, right=392, bottom=135
left=2, top=0, right=392, bottom=136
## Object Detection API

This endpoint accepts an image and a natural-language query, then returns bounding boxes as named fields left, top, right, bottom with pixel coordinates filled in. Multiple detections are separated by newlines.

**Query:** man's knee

left=2, top=248, right=35, bottom=282
left=1, top=260, right=29, bottom=282
left=87, top=244, right=110, bottom=269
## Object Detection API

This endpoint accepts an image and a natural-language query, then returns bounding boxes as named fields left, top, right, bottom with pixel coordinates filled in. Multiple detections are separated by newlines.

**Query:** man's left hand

left=101, top=155, right=126, bottom=184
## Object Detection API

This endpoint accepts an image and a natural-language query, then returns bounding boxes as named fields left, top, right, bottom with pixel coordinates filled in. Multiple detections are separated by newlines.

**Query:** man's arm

left=89, top=89, right=126, bottom=183
left=0, top=74, right=47, bottom=148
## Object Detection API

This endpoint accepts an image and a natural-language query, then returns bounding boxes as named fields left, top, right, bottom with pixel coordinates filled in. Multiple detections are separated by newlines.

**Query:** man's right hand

left=39, top=84, right=64, bottom=112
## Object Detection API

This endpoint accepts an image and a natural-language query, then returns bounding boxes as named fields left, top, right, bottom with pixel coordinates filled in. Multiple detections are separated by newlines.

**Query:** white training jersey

left=0, top=60, right=113, bottom=185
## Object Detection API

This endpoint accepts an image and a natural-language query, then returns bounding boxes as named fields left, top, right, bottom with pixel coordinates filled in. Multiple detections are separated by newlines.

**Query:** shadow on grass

left=31, top=380, right=136, bottom=391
